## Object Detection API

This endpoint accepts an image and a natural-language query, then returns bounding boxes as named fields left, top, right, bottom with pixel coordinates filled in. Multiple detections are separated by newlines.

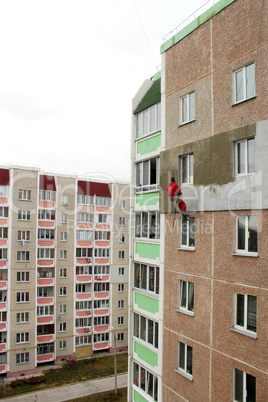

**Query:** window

left=96, top=196, right=111, bottom=207
left=77, top=230, right=93, bottom=241
left=94, top=316, right=109, bottom=326
left=60, top=250, right=67, bottom=260
left=16, top=352, right=29, bottom=365
left=236, top=216, right=258, bottom=254
left=94, top=265, right=109, bottom=274
left=38, top=229, right=54, bottom=240
left=119, top=217, right=125, bottom=226
left=117, top=333, right=124, bottom=342
left=0, top=207, right=8, bottom=218
left=37, top=343, right=54, bottom=355
left=133, top=362, right=158, bottom=401
left=76, top=335, right=92, bottom=346
left=179, top=280, right=194, bottom=314
left=76, top=284, right=87, bottom=293
left=118, top=284, right=124, bottom=292
left=119, top=234, right=125, bottom=243
left=234, top=293, right=257, bottom=336
left=118, top=300, right=124, bottom=309
left=0, top=186, right=9, bottom=198
left=234, top=62, right=255, bottom=103
left=0, top=312, right=6, bottom=322
left=135, top=263, right=159, bottom=295
left=119, top=200, right=126, bottom=209
left=77, top=194, right=93, bottom=205
left=94, top=299, right=109, bottom=309
left=61, top=195, right=68, bottom=205
left=0, top=354, right=7, bottom=365
left=17, top=272, right=29, bottom=282
left=60, top=322, right=66, bottom=332
left=18, top=189, right=31, bottom=201
left=233, top=368, right=256, bottom=402
left=181, top=92, right=195, bottom=124
left=60, top=232, right=67, bottom=241
left=60, top=268, right=67, bottom=278
left=180, top=217, right=195, bottom=249
left=60, top=287, right=66, bottom=296
left=76, top=248, right=92, bottom=259
left=16, top=312, right=29, bottom=323
left=75, top=317, right=92, bottom=328
left=60, top=304, right=67, bottom=314
left=39, top=190, right=56, bottom=202
left=0, top=228, right=8, bottom=239
left=118, top=316, right=124, bottom=326
left=177, top=342, right=193, bottom=380
left=37, top=268, right=54, bottom=278
left=93, top=333, right=109, bottom=343
left=59, top=340, right=67, bottom=350
left=236, top=137, right=255, bottom=175
left=135, top=211, right=160, bottom=239
left=18, top=210, right=30, bottom=221
left=37, top=306, right=54, bottom=316
left=94, top=282, right=109, bottom=292
left=16, top=292, right=29, bottom=303
left=180, top=154, right=193, bottom=184
left=37, top=287, right=52, bottom=298
left=119, top=267, right=125, bottom=276
left=95, top=231, right=110, bottom=241
left=134, top=313, right=158, bottom=349
left=38, top=209, right=55, bottom=221
left=94, top=248, right=110, bottom=258
left=77, top=212, right=93, bottom=223
left=136, top=103, right=161, bottom=139
left=136, top=157, right=159, bottom=193
left=76, top=301, right=92, bottom=310
left=16, top=332, right=29, bottom=344
left=76, top=266, right=92, bottom=275
left=18, top=230, right=30, bottom=241
left=61, top=213, right=67, bottom=223
left=97, top=214, right=108, bottom=223
left=37, top=248, right=54, bottom=259
left=119, top=251, right=125, bottom=260
left=0, top=249, right=7, bottom=260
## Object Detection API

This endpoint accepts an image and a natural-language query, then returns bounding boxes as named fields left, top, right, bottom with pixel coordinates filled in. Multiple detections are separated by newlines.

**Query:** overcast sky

left=0, top=0, right=216, bottom=182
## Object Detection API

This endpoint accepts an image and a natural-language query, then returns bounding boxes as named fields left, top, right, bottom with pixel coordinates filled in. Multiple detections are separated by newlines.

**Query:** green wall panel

left=135, top=292, right=159, bottom=314
left=137, top=134, right=161, bottom=156
left=134, top=390, right=148, bottom=402
left=135, top=192, right=159, bottom=207
left=134, top=341, right=158, bottom=368
left=135, top=242, right=160, bottom=260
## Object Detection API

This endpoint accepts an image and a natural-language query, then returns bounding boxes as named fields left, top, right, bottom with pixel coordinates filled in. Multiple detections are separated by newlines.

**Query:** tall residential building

left=129, top=0, right=267, bottom=400
left=0, top=166, right=129, bottom=377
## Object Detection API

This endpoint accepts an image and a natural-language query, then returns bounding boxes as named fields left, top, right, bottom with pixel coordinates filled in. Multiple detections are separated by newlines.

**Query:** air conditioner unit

left=85, top=327, right=92, bottom=332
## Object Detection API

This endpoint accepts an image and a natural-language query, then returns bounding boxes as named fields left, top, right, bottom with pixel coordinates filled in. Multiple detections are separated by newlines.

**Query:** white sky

left=0, top=0, right=214, bottom=182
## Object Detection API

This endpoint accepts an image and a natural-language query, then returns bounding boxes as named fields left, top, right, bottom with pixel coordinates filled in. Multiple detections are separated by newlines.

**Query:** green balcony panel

left=134, top=341, right=158, bottom=368
left=135, top=292, right=159, bottom=314
left=134, top=390, right=148, bottom=402
left=135, top=242, right=160, bottom=260
left=137, top=134, right=161, bottom=156
left=136, top=192, right=159, bottom=207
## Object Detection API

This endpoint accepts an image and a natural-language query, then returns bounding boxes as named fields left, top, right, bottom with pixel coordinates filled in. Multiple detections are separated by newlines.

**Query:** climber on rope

left=166, top=177, right=188, bottom=217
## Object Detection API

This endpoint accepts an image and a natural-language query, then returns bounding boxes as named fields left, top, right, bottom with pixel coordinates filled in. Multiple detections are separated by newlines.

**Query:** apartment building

left=128, top=72, right=162, bottom=401
left=0, top=167, right=129, bottom=377
left=129, top=0, right=267, bottom=400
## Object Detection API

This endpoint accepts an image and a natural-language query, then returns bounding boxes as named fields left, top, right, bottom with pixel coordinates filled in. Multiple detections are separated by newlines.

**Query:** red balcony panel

left=37, top=278, right=54, bottom=286
left=77, top=241, right=93, bottom=247
left=0, top=281, right=7, bottom=289
left=77, top=258, right=92, bottom=265
left=0, top=219, right=7, bottom=226
left=0, top=323, right=6, bottom=331
left=76, top=275, right=92, bottom=283
left=38, top=259, right=54, bottom=266
left=0, top=343, right=6, bottom=352
left=94, top=292, right=109, bottom=298
left=94, top=325, right=109, bottom=332
left=39, top=201, right=54, bottom=209
left=95, top=224, right=110, bottom=230
left=38, top=221, right=55, bottom=228
left=38, top=240, right=54, bottom=247
left=76, top=293, right=91, bottom=300
left=37, top=335, right=54, bottom=343
left=37, top=297, right=54, bottom=305
left=95, top=241, right=109, bottom=247
left=0, top=364, right=6, bottom=374
left=94, top=308, right=109, bottom=316
left=96, top=207, right=110, bottom=213
left=0, top=240, right=7, bottom=247
left=37, top=316, right=54, bottom=324
left=76, top=328, right=91, bottom=335
left=37, top=353, right=54, bottom=363
left=0, top=303, right=7, bottom=311
left=77, top=223, right=93, bottom=229
left=0, top=198, right=8, bottom=205
left=94, top=258, right=109, bottom=265
left=76, top=311, right=91, bottom=317
left=94, top=342, right=109, bottom=350
left=0, top=261, right=7, bottom=268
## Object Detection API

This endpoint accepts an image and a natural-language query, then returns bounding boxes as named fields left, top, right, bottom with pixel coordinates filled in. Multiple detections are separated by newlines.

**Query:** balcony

left=76, top=292, right=92, bottom=300
left=94, top=274, right=109, bottom=282
left=93, top=341, right=109, bottom=351
left=37, top=342, right=54, bottom=363
left=0, top=281, right=7, bottom=290
left=37, top=277, right=54, bottom=286
left=37, top=297, right=54, bottom=305
left=76, top=275, right=92, bottom=283
left=94, top=291, right=109, bottom=299
left=37, top=324, right=55, bottom=343
left=37, top=315, right=54, bottom=325
left=94, top=308, right=109, bottom=316
left=94, top=325, right=109, bottom=332
left=76, top=310, right=92, bottom=318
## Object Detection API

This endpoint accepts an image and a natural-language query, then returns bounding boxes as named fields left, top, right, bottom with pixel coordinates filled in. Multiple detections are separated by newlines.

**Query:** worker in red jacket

left=167, top=177, right=187, bottom=214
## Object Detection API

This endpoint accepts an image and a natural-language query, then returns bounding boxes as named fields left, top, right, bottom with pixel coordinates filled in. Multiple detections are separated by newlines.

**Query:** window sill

left=176, top=308, right=194, bottom=317
left=232, top=95, right=256, bottom=106
left=179, top=119, right=195, bottom=127
left=175, top=368, right=193, bottom=381
left=178, top=247, right=195, bottom=252
left=230, top=327, right=257, bottom=339
left=232, top=252, right=258, bottom=258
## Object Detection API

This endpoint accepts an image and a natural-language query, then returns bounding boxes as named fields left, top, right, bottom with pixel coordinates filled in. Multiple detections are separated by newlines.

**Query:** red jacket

left=166, top=181, right=181, bottom=200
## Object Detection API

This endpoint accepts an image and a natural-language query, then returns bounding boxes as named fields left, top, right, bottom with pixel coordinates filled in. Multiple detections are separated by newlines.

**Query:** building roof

left=134, top=78, right=161, bottom=115
left=77, top=181, right=111, bottom=197
left=39, top=175, right=56, bottom=191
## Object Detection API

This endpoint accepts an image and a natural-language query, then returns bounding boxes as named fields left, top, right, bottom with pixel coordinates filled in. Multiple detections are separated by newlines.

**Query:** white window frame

left=16, top=312, right=29, bottom=324
left=119, top=217, right=125, bottom=226
left=118, top=283, right=125, bottom=292
left=119, top=200, right=126, bottom=209
left=0, top=249, right=7, bottom=260
left=119, top=234, right=125, bottom=243
left=59, top=340, right=67, bottom=350
left=18, top=230, right=30, bottom=242
left=117, top=333, right=124, bottom=342
left=18, top=210, right=30, bottom=221
left=118, top=316, right=124, bottom=326
left=18, top=189, right=31, bottom=201
left=180, top=92, right=195, bottom=125
left=17, top=272, right=29, bottom=282
left=180, top=154, right=193, bottom=184
left=177, top=341, right=193, bottom=381
left=136, top=102, right=161, bottom=139
left=61, top=213, right=68, bottom=223
left=59, top=268, right=67, bottom=278
left=119, top=267, right=125, bottom=276
left=60, top=250, right=67, bottom=260
left=16, top=292, right=29, bottom=303
left=60, top=304, right=67, bottom=314
left=136, top=157, right=160, bottom=193
left=16, top=352, right=29, bottom=365
left=59, top=322, right=66, bottom=332
left=178, top=280, right=194, bottom=315
left=60, top=232, right=67, bottom=241
left=119, top=251, right=125, bottom=260
left=61, top=195, right=69, bottom=205
left=235, top=216, right=258, bottom=255
left=233, top=293, right=257, bottom=338
left=233, top=368, right=256, bottom=402
left=234, top=62, right=255, bottom=104
left=236, top=137, right=255, bottom=175
left=180, top=217, right=195, bottom=250
left=118, top=300, right=124, bottom=309
left=59, top=286, right=67, bottom=296
left=16, top=332, right=29, bottom=344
